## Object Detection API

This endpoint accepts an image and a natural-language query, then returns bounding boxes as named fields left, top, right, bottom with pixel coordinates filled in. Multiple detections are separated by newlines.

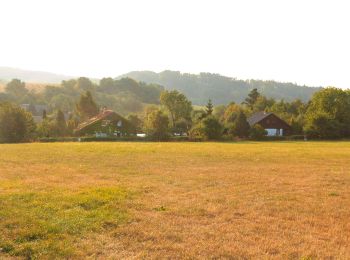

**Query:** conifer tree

left=243, top=88, right=260, bottom=109
left=206, top=99, right=214, bottom=116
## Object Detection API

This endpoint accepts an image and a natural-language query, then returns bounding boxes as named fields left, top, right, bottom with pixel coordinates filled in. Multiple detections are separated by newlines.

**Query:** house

left=247, top=111, right=291, bottom=136
left=20, top=104, right=48, bottom=115
left=74, top=109, right=137, bottom=137
left=20, top=104, right=49, bottom=124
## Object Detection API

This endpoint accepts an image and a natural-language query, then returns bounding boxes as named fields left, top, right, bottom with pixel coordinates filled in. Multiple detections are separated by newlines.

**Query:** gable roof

left=75, top=109, right=115, bottom=132
left=247, top=111, right=273, bottom=126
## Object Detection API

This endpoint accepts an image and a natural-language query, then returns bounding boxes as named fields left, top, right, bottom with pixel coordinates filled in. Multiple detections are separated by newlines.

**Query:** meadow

left=0, top=142, right=349, bottom=259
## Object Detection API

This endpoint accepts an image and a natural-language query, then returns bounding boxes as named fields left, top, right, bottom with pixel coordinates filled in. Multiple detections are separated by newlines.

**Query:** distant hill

left=1, top=67, right=323, bottom=105
left=0, top=67, right=73, bottom=84
left=119, top=71, right=322, bottom=105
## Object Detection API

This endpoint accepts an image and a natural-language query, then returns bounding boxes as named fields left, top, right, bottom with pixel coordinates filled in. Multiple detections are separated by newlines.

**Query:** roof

left=247, top=111, right=273, bottom=126
left=75, top=109, right=114, bottom=131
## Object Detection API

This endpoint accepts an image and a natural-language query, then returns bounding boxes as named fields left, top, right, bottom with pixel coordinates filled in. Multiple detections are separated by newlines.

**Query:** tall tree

left=5, top=79, right=28, bottom=98
left=76, top=91, right=99, bottom=120
left=205, top=99, right=214, bottom=116
left=222, top=103, right=241, bottom=124
left=0, top=103, right=35, bottom=143
left=143, top=109, right=169, bottom=140
left=75, top=77, right=94, bottom=92
left=54, top=110, right=67, bottom=137
left=160, top=90, right=192, bottom=126
left=304, top=87, right=350, bottom=138
left=243, top=88, right=260, bottom=109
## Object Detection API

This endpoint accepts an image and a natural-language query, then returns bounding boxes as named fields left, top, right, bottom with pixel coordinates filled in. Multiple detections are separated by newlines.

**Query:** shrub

left=201, top=116, right=223, bottom=140
left=0, top=102, right=36, bottom=143
left=249, top=124, right=267, bottom=140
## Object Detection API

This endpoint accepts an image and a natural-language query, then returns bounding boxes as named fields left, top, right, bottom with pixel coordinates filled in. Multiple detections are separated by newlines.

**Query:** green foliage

left=205, top=99, right=214, bottom=116
left=143, top=109, right=170, bottom=140
left=36, top=110, right=70, bottom=138
left=0, top=102, right=36, bottom=143
left=54, top=110, right=67, bottom=137
left=173, top=118, right=192, bottom=135
left=243, top=88, right=260, bottom=109
left=252, top=95, right=275, bottom=112
left=222, top=103, right=241, bottom=124
left=127, top=114, right=143, bottom=132
left=304, top=88, right=350, bottom=138
left=191, top=109, right=206, bottom=124
left=289, top=116, right=304, bottom=135
left=230, top=110, right=250, bottom=138
left=75, top=77, right=95, bottom=91
left=305, top=112, right=342, bottom=139
left=213, top=105, right=226, bottom=121
left=195, top=116, right=223, bottom=140
left=5, top=79, right=28, bottom=98
left=121, top=70, right=321, bottom=105
left=76, top=91, right=99, bottom=120
left=249, top=124, right=267, bottom=140
left=160, top=90, right=192, bottom=126
left=99, top=77, right=163, bottom=105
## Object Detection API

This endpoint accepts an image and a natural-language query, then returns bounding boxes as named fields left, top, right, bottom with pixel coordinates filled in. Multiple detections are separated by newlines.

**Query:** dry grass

left=0, top=142, right=349, bottom=259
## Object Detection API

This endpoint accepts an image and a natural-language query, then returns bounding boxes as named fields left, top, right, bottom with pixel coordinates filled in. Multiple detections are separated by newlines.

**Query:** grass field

left=0, top=142, right=349, bottom=259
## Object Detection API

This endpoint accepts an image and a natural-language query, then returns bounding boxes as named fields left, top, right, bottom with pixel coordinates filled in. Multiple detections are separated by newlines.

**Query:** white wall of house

left=265, top=128, right=283, bottom=136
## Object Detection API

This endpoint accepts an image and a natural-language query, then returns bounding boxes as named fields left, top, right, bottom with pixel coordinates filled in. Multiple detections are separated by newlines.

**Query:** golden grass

left=0, top=142, right=349, bottom=259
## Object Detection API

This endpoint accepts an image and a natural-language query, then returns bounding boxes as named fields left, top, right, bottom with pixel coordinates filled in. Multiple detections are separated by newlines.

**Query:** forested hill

left=119, top=71, right=322, bottom=105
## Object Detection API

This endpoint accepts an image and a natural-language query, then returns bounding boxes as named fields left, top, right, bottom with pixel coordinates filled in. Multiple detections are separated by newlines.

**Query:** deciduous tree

left=160, top=90, right=192, bottom=127
left=76, top=91, right=99, bottom=120
left=143, top=109, right=169, bottom=140
left=0, top=102, right=35, bottom=143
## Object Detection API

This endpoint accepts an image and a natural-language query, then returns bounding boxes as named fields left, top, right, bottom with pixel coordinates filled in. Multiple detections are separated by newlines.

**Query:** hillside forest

left=120, top=71, right=322, bottom=104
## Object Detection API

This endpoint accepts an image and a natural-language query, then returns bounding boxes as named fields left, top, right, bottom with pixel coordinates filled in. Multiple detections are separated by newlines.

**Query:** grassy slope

left=0, top=142, right=349, bottom=259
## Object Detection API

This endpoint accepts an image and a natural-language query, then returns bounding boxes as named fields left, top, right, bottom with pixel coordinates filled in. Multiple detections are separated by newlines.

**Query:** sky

left=0, top=0, right=349, bottom=88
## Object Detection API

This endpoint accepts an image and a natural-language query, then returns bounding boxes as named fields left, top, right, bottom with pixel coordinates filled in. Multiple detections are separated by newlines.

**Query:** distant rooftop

left=247, top=111, right=273, bottom=126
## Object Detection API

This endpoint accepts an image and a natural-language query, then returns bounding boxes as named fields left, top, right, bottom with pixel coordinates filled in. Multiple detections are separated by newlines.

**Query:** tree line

left=0, top=77, right=163, bottom=116
left=120, top=70, right=322, bottom=104
left=1, top=77, right=350, bottom=143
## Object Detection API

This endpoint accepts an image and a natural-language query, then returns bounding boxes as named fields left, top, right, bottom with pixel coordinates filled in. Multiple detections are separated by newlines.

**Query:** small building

left=247, top=111, right=291, bottom=136
left=20, top=104, right=48, bottom=116
left=74, top=109, right=137, bottom=137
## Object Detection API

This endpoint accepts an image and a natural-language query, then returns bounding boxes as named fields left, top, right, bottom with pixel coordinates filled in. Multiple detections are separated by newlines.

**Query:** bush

left=39, top=137, right=78, bottom=142
left=287, top=135, right=305, bottom=140
left=143, top=109, right=170, bottom=141
left=249, top=124, right=267, bottom=140
left=0, top=102, right=36, bottom=143
left=261, top=136, right=287, bottom=141
left=79, top=136, right=147, bottom=142
left=201, top=116, right=223, bottom=140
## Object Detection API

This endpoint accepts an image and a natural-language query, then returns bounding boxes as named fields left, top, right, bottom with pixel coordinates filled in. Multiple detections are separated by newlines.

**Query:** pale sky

left=1, top=0, right=349, bottom=88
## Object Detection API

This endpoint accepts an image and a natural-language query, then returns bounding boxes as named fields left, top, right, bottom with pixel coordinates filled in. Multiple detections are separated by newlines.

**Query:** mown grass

left=0, top=186, right=130, bottom=259
left=0, top=142, right=349, bottom=259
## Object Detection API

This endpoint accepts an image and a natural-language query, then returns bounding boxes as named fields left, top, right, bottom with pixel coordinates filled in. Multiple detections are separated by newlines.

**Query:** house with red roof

left=74, top=109, right=137, bottom=137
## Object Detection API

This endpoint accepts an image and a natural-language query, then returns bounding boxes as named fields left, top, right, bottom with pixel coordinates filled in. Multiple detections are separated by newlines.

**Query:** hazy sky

left=1, top=0, right=349, bottom=88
